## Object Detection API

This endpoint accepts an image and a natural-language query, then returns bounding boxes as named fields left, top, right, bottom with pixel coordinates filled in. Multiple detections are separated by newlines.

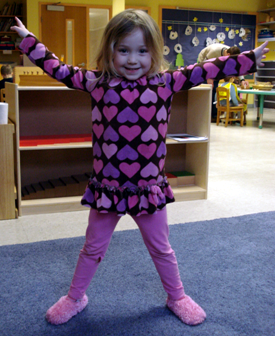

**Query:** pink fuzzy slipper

left=45, top=295, right=88, bottom=325
left=166, top=295, right=206, bottom=325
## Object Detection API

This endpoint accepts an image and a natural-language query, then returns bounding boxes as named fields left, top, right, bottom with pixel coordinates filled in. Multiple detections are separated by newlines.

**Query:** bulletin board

left=161, top=7, right=257, bottom=70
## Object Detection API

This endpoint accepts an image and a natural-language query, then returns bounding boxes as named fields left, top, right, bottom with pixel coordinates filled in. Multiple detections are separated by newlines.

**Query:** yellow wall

left=27, top=0, right=267, bottom=36
left=26, top=0, right=274, bottom=60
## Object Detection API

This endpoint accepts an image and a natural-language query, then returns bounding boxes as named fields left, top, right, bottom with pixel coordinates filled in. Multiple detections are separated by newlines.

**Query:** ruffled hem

left=81, top=177, right=175, bottom=216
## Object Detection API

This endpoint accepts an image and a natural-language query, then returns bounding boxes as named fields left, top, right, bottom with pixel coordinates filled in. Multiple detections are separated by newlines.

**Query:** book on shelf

left=1, top=2, right=9, bottom=15
left=167, top=133, right=208, bottom=142
left=2, top=18, right=14, bottom=32
left=169, top=171, right=195, bottom=186
left=0, top=2, right=22, bottom=16
left=165, top=170, right=195, bottom=186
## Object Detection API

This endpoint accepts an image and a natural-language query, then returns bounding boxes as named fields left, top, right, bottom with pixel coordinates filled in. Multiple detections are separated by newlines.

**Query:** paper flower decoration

left=163, top=46, right=170, bottom=55
left=193, top=17, right=198, bottom=22
left=206, top=37, right=213, bottom=46
left=174, top=43, right=182, bottom=53
left=239, top=41, right=243, bottom=46
left=204, top=27, right=208, bottom=32
left=197, top=27, right=202, bottom=32
left=225, top=27, right=229, bottom=31
left=217, top=32, right=226, bottom=41
left=213, top=39, right=219, bottom=44
left=228, top=29, right=235, bottom=39
left=239, top=28, right=246, bottom=37
left=209, top=25, right=216, bottom=31
left=169, top=31, right=178, bottom=40
left=192, top=36, right=199, bottom=46
left=235, top=30, right=239, bottom=34
left=185, top=25, right=193, bottom=35
left=219, top=18, right=223, bottom=23
left=168, top=26, right=172, bottom=30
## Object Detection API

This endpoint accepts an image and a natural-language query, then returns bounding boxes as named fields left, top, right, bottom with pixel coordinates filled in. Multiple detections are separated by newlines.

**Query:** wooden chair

left=0, top=88, right=5, bottom=102
left=216, top=87, right=244, bottom=127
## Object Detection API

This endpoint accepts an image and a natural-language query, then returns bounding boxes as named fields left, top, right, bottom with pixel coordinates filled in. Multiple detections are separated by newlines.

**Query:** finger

left=15, top=16, right=24, bottom=27
left=10, top=25, right=19, bottom=32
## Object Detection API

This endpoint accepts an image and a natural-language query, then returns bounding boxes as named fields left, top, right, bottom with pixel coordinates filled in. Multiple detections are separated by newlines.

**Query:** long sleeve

left=167, top=51, right=256, bottom=94
left=19, top=34, right=101, bottom=92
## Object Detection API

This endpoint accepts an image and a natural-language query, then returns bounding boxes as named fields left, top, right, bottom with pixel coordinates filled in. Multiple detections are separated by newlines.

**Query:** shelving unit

left=256, top=8, right=275, bottom=109
left=0, top=0, right=26, bottom=65
left=0, top=121, right=17, bottom=219
left=255, top=61, right=275, bottom=109
left=257, top=8, right=275, bottom=42
left=5, top=82, right=211, bottom=216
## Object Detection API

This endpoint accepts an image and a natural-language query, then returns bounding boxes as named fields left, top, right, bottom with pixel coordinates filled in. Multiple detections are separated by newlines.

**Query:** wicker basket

left=252, top=82, right=273, bottom=91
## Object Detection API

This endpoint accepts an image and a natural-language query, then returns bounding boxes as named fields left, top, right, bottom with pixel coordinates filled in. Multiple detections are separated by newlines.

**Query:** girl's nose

left=127, top=53, right=137, bottom=64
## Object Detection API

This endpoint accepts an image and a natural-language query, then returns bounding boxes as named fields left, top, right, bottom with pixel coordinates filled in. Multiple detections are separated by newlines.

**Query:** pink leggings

left=68, top=207, right=185, bottom=301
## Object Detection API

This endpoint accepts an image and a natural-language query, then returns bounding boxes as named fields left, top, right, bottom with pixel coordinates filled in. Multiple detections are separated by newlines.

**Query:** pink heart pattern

left=119, top=125, right=141, bottom=142
left=103, top=106, right=118, bottom=121
left=119, top=162, right=141, bottom=178
left=138, top=106, right=156, bottom=122
left=23, top=35, right=257, bottom=215
left=121, top=89, right=139, bottom=104
left=137, top=143, right=157, bottom=159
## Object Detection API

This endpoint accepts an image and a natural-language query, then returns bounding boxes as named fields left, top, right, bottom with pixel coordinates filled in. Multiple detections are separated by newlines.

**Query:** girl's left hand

left=10, top=17, right=30, bottom=38
left=253, top=41, right=269, bottom=67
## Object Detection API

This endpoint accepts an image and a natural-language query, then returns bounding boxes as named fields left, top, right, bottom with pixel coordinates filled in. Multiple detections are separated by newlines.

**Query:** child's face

left=113, top=28, right=152, bottom=80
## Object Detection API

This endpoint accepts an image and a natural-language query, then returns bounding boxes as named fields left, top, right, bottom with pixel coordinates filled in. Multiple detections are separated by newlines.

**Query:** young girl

left=11, top=10, right=268, bottom=327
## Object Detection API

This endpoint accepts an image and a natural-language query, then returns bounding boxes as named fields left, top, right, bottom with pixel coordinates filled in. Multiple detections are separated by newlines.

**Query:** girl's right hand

left=10, top=17, right=30, bottom=38
left=253, top=41, right=269, bottom=67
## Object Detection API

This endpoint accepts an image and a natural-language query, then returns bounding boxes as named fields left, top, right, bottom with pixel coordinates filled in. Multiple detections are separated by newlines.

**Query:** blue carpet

left=0, top=211, right=274, bottom=336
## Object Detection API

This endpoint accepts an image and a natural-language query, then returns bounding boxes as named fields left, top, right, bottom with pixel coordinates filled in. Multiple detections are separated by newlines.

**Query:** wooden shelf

left=20, top=185, right=207, bottom=216
left=257, top=21, right=275, bottom=25
left=0, top=15, right=23, bottom=18
left=258, top=37, right=275, bottom=42
left=5, top=82, right=211, bottom=216
left=258, top=8, right=275, bottom=13
left=18, top=137, right=208, bottom=151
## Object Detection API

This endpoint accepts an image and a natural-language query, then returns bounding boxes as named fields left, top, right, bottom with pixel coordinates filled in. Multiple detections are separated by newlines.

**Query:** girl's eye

left=119, top=48, right=127, bottom=53
left=140, top=49, right=148, bottom=54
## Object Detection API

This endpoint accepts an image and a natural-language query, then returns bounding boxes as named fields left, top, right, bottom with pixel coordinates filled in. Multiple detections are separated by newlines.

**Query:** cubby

left=5, top=82, right=211, bottom=216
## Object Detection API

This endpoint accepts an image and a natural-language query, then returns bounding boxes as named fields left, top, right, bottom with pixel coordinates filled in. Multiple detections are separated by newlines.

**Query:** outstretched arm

left=10, top=17, right=96, bottom=92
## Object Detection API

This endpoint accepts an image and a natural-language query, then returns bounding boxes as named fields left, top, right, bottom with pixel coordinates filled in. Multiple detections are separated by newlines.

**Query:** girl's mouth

left=125, top=67, right=139, bottom=72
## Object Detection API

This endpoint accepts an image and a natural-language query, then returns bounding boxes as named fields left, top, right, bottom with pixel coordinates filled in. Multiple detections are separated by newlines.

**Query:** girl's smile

left=113, top=28, right=152, bottom=80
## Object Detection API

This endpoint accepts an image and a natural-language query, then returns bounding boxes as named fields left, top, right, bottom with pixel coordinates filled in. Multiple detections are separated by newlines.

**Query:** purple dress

left=19, top=35, right=256, bottom=216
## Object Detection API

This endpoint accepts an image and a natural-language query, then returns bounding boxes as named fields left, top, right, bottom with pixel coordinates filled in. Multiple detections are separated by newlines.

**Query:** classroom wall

left=27, top=0, right=267, bottom=37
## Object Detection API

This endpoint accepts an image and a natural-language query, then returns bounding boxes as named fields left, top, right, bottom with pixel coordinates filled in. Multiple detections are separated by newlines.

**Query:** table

left=238, top=88, right=275, bottom=129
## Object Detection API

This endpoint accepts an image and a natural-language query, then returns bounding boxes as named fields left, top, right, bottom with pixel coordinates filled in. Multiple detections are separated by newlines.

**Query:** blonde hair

left=95, top=9, right=169, bottom=81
